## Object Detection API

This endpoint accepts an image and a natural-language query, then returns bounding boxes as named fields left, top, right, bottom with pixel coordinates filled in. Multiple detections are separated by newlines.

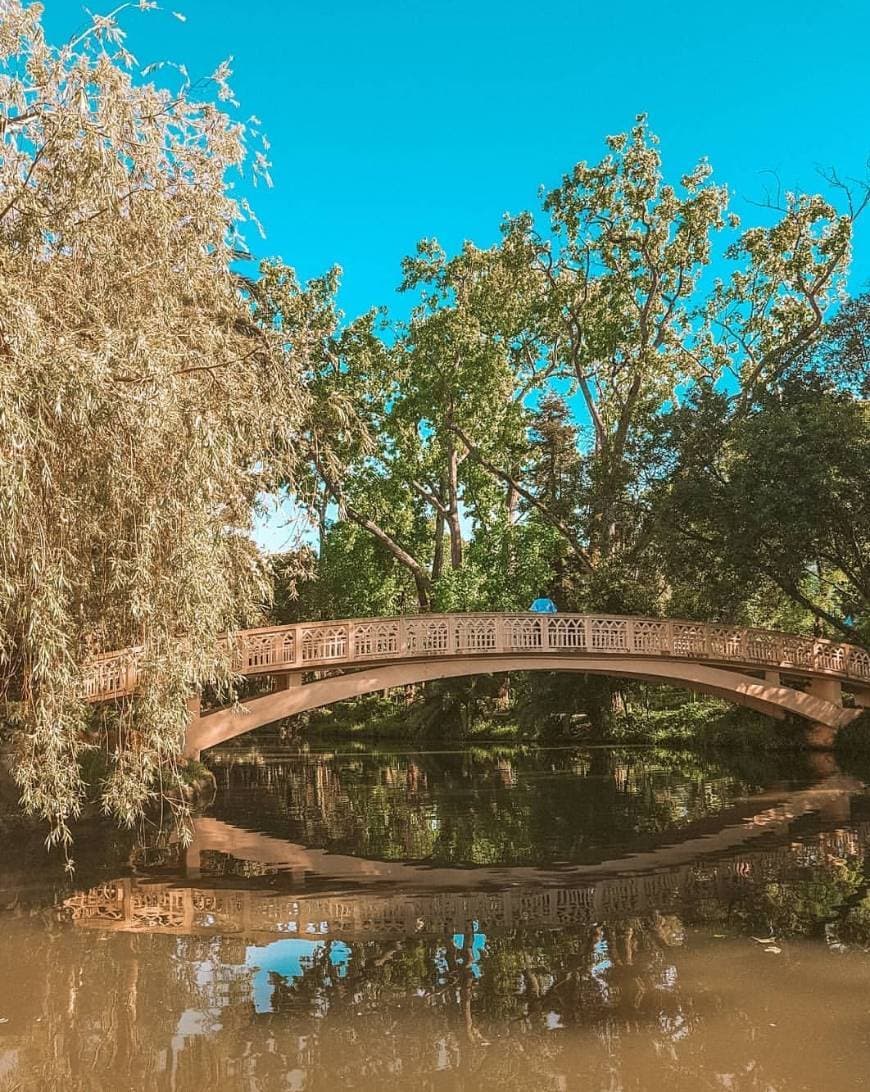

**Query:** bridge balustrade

left=82, top=612, right=870, bottom=703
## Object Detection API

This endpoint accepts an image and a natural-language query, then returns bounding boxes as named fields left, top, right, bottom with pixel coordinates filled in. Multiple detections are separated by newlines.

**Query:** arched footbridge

left=83, top=613, right=870, bottom=756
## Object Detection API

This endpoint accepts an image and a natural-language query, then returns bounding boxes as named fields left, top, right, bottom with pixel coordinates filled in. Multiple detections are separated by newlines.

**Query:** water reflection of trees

left=7, top=881, right=870, bottom=1089
left=4, top=752, right=870, bottom=1089
left=208, top=746, right=784, bottom=866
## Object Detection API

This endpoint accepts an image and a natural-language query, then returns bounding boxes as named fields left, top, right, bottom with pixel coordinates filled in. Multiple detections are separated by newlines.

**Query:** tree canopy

left=294, top=118, right=866, bottom=634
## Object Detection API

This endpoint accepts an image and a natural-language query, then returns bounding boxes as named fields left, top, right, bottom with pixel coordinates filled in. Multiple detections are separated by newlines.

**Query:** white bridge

left=82, top=613, right=870, bottom=755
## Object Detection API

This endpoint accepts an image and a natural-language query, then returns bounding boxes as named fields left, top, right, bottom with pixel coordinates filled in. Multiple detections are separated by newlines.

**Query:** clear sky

left=42, top=0, right=870, bottom=548
left=44, top=0, right=870, bottom=319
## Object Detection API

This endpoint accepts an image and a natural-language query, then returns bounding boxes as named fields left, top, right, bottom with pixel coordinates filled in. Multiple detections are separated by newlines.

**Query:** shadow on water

left=4, top=744, right=870, bottom=1090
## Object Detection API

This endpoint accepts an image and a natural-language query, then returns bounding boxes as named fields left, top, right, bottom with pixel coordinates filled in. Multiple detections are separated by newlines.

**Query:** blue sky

left=45, top=0, right=870, bottom=319
left=43, top=1, right=870, bottom=548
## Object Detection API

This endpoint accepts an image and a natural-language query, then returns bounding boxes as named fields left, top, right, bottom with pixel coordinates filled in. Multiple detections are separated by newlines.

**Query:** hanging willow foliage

left=0, top=2, right=312, bottom=847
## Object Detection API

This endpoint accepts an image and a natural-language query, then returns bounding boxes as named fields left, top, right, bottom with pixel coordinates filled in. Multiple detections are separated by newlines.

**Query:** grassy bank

left=283, top=694, right=810, bottom=754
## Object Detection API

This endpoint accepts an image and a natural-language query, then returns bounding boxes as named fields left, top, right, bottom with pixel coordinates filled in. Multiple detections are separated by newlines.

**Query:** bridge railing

left=60, top=825, right=870, bottom=935
left=83, top=612, right=870, bottom=702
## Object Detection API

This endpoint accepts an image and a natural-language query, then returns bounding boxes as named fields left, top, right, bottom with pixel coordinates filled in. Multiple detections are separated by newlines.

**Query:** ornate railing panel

left=301, top=625, right=347, bottom=663
left=708, top=626, right=743, bottom=661
left=672, top=622, right=706, bottom=657
left=590, top=617, right=627, bottom=651
left=550, top=616, right=588, bottom=650
left=779, top=635, right=816, bottom=671
left=505, top=616, right=543, bottom=650
left=632, top=620, right=669, bottom=655
left=405, top=618, right=449, bottom=654
left=354, top=620, right=400, bottom=658
left=850, top=647, right=870, bottom=681
left=455, top=616, right=498, bottom=652
left=82, top=651, right=139, bottom=701
left=82, top=612, right=870, bottom=702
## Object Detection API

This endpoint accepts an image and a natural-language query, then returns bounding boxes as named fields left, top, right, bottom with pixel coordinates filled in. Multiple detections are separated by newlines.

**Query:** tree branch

left=411, top=480, right=449, bottom=515
left=449, top=422, right=594, bottom=571
left=311, top=450, right=432, bottom=608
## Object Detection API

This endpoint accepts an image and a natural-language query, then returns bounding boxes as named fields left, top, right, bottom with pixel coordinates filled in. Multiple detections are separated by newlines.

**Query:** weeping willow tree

left=0, top=2, right=313, bottom=846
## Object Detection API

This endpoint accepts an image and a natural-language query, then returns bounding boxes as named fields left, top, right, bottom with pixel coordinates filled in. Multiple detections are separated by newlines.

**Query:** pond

left=2, top=743, right=870, bottom=1090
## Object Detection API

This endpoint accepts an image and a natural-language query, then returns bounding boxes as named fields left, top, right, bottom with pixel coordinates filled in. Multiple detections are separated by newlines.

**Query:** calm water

left=3, top=744, right=870, bottom=1090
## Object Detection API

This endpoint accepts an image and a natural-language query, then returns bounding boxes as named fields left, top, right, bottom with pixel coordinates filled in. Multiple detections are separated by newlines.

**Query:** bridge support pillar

left=272, top=671, right=303, bottom=692
left=184, top=694, right=202, bottom=762
left=853, top=688, right=870, bottom=709
left=806, top=677, right=843, bottom=706
left=765, top=671, right=781, bottom=686
left=803, top=649, right=850, bottom=755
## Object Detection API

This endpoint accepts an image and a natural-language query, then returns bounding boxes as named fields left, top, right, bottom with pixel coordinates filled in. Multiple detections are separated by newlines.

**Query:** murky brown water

left=3, top=744, right=870, bottom=1090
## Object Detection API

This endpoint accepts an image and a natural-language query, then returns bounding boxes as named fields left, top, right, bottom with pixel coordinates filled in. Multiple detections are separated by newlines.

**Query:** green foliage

left=662, top=374, right=869, bottom=641
left=609, top=703, right=802, bottom=753
left=840, top=894, right=870, bottom=948
left=301, top=523, right=416, bottom=619
left=832, top=709, right=870, bottom=768
left=288, top=115, right=864, bottom=645
left=820, top=291, right=870, bottom=397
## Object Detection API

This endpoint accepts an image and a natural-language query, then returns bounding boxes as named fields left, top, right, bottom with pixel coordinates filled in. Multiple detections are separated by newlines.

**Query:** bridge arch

left=184, top=654, right=858, bottom=757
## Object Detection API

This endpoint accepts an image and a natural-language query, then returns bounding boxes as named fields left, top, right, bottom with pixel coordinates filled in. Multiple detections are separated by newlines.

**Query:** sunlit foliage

left=0, top=3, right=311, bottom=844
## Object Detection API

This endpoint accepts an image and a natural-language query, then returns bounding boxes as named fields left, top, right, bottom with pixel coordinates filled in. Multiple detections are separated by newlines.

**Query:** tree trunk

left=432, top=508, right=445, bottom=582
left=445, top=435, right=463, bottom=569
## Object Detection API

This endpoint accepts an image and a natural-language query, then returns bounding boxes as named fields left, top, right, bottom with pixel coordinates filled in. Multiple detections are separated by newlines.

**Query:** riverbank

left=289, top=695, right=818, bottom=753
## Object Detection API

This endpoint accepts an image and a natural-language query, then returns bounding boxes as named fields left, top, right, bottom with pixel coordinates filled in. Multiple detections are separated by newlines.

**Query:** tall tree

left=661, top=365, right=869, bottom=643
left=0, top=4, right=309, bottom=843
left=402, top=117, right=860, bottom=614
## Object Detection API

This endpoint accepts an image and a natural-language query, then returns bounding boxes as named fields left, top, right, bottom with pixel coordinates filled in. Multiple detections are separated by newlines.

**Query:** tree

left=0, top=3, right=310, bottom=845
left=281, top=254, right=532, bottom=612
left=292, top=118, right=865, bottom=732
left=818, top=289, right=870, bottom=397
left=398, top=117, right=859, bottom=616
left=297, top=522, right=418, bottom=620
left=662, top=374, right=869, bottom=643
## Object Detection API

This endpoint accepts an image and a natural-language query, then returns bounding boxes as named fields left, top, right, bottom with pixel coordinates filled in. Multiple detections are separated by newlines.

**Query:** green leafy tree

left=661, top=376, right=869, bottom=642
left=401, top=117, right=858, bottom=616
left=818, top=289, right=870, bottom=397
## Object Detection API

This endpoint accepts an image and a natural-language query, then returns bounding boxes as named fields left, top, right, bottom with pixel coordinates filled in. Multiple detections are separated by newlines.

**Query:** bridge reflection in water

left=63, top=778, right=864, bottom=943
left=10, top=769, right=869, bottom=1091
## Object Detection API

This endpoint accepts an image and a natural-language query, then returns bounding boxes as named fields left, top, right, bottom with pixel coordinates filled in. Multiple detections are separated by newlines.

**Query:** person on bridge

left=529, top=596, right=558, bottom=613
